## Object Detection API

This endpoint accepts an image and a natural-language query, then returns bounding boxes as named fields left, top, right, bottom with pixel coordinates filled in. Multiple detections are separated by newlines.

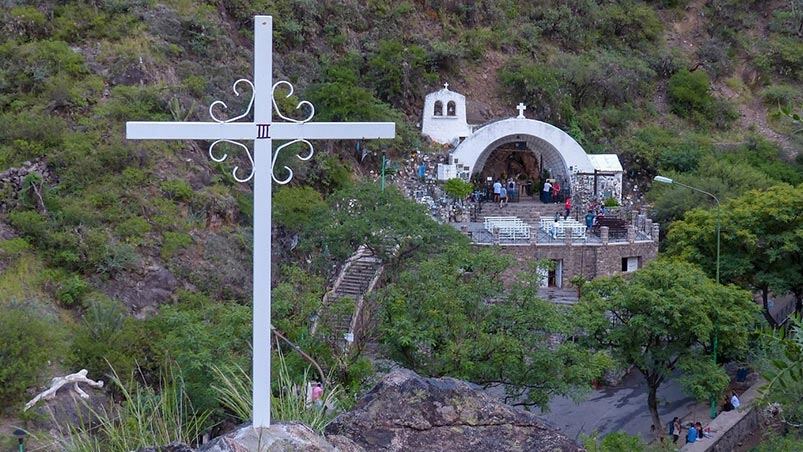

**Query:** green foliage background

left=0, top=0, right=801, bottom=446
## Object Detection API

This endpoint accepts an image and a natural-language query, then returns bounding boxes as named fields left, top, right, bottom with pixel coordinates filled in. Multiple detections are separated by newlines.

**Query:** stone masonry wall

left=496, top=240, right=659, bottom=287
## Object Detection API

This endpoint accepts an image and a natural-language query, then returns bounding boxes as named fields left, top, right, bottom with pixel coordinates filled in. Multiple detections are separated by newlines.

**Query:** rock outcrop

left=325, top=368, right=583, bottom=452
left=137, top=369, right=581, bottom=452
left=197, top=422, right=349, bottom=451
left=0, top=159, right=54, bottom=213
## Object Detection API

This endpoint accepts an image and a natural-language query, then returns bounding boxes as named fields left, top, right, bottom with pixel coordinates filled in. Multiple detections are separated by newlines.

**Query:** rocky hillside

left=1, top=0, right=801, bottom=448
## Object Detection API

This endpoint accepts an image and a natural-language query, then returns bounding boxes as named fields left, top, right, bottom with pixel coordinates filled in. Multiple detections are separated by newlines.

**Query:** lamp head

left=653, top=175, right=674, bottom=184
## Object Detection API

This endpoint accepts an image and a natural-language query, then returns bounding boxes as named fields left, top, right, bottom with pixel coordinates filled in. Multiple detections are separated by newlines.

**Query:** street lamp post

left=654, top=176, right=721, bottom=419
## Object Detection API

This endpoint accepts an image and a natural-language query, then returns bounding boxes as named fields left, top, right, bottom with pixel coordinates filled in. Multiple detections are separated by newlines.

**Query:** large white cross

left=125, top=16, right=394, bottom=428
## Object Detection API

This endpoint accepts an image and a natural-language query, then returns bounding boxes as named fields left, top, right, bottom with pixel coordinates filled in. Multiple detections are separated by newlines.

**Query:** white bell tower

left=421, top=83, right=471, bottom=145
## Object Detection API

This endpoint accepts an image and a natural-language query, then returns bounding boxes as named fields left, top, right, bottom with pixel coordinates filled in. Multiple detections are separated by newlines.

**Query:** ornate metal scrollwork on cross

left=209, top=79, right=256, bottom=124
left=272, top=139, right=314, bottom=184
left=271, top=80, right=315, bottom=123
left=206, top=79, right=316, bottom=184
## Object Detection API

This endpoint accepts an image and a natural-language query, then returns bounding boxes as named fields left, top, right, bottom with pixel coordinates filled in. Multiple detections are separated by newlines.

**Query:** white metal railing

left=484, top=216, right=531, bottom=241
left=541, top=218, right=587, bottom=240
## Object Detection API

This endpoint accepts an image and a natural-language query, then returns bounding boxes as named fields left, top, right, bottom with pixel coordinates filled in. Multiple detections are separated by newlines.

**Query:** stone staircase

left=313, top=245, right=383, bottom=347
left=477, top=200, right=571, bottom=226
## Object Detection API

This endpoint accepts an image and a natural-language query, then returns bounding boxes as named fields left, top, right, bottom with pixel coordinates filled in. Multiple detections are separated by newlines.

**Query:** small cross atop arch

left=516, top=103, right=527, bottom=118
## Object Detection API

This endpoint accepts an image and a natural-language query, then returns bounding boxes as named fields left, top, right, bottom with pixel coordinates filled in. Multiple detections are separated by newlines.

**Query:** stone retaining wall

left=681, top=381, right=764, bottom=452
left=495, top=239, right=659, bottom=288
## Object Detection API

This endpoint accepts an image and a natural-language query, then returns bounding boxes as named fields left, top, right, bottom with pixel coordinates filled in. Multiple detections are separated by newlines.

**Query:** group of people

left=492, top=178, right=519, bottom=206
left=540, top=179, right=564, bottom=204
left=663, top=392, right=740, bottom=445
left=665, top=418, right=712, bottom=444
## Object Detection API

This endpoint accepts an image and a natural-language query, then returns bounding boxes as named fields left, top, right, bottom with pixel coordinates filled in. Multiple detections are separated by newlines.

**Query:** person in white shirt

left=542, top=180, right=553, bottom=203
left=731, top=391, right=740, bottom=409
left=493, top=179, right=502, bottom=203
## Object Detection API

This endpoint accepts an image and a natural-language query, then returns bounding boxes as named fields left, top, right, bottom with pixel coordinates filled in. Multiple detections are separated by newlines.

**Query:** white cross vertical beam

left=124, top=14, right=395, bottom=430
left=252, top=15, right=272, bottom=428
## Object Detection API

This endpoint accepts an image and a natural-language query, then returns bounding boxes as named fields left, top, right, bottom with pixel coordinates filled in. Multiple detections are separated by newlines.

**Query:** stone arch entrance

left=450, top=118, right=594, bottom=194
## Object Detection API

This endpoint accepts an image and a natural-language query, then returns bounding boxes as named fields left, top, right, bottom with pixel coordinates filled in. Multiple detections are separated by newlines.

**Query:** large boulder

left=197, top=422, right=358, bottom=452
left=325, top=368, right=583, bottom=452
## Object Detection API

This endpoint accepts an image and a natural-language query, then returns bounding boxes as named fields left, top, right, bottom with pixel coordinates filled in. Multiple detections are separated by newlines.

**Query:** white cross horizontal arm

left=271, top=122, right=395, bottom=140
left=126, top=122, right=395, bottom=140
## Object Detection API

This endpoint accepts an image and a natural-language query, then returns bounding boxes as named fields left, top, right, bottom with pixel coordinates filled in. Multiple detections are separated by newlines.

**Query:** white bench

left=484, top=216, right=531, bottom=241
left=542, top=219, right=587, bottom=240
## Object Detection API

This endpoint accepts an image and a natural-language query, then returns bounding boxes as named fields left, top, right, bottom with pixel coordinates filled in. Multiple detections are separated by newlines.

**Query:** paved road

left=536, top=371, right=707, bottom=443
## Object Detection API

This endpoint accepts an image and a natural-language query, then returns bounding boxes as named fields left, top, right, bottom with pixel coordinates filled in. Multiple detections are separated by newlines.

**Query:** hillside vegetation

left=0, top=0, right=801, bottom=448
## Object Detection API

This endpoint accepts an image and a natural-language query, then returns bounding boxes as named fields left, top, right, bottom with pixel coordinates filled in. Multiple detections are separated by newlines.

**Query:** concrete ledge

left=681, top=381, right=763, bottom=452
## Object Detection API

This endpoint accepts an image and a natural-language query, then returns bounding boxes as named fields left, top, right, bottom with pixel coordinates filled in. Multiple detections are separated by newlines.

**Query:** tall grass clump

left=211, top=347, right=342, bottom=433
left=61, top=367, right=210, bottom=452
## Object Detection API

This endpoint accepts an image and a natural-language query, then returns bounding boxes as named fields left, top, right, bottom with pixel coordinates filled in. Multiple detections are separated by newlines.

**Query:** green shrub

left=531, top=2, right=599, bottom=50
left=94, top=85, right=170, bottom=123
left=582, top=431, right=645, bottom=452
left=0, top=40, right=86, bottom=95
left=96, top=242, right=138, bottom=276
left=4, top=6, right=49, bottom=40
left=160, top=179, right=194, bottom=202
left=115, top=217, right=152, bottom=244
left=61, top=368, right=210, bottom=451
left=767, top=34, right=803, bottom=79
left=0, top=237, right=31, bottom=257
left=42, top=269, right=91, bottom=308
left=599, top=1, right=662, bottom=49
left=460, top=27, right=497, bottom=60
left=146, top=292, right=252, bottom=415
left=161, top=231, right=193, bottom=260
left=183, top=75, right=207, bottom=97
left=762, top=84, right=800, bottom=108
left=603, top=197, right=619, bottom=207
left=499, top=59, right=573, bottom=126
left=367, top=39, right=435, bottom=104
left=69, top=297, right=147, bottom=380
left=274, top=186, right=327, bottom=232
left=0, top=306, right=63, bottom=408
left=121, top=167, right=148, bottom=187
left=668, top=69, right=713, bottom=118
left=8, top=210, right=49, bottom=241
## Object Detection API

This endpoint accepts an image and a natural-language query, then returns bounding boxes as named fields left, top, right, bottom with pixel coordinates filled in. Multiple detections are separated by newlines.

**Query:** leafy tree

left=442, top=178, right=472, bottom=203
left=323, top=183, right=466, bottom=263
left=647, top=155, right=779, bottom=226
left=576, top=259, right=758, bottom=432
left=380, top=245, right=611, bottom=409
left=667, top=184, right=803, bottom=324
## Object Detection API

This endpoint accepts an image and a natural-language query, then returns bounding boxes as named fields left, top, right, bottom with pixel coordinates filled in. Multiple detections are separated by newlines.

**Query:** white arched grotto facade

left=421, top=87, right=624, bottom=202
left=450, top=118, right=594, bottom=178
left=449, top=117, right=599, bottom=200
